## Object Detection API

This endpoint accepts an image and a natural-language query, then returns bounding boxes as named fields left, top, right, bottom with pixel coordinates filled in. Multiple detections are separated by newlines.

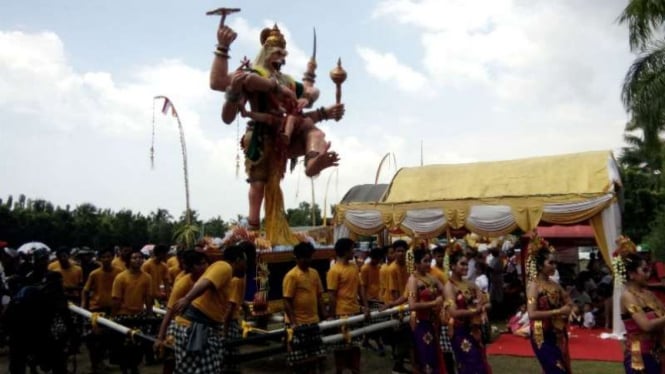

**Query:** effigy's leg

left=248, top=181, right=265, bottom=230
left=304, top=127, right=339, bottom=177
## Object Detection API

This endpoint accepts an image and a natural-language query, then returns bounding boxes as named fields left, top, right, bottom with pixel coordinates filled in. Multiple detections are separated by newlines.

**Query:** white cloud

left=371, top=0, right=633, bottom=106
left=356, top=46, right=428, bottom=93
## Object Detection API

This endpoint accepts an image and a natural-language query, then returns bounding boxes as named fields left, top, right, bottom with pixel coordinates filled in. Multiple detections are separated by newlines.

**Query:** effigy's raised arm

left=210, top=25, right=237, bottom=91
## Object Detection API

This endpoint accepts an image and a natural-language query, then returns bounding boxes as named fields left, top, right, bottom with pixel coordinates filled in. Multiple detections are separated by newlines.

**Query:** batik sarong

left=287, top=323, right=326, bottom=366
left=173, top=318, right=224, bottom=374
left=221, top=319, right=242, bottom=373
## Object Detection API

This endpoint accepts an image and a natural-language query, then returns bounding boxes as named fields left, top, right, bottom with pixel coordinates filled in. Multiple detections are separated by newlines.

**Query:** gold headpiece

left=526, top=230, right=554, bottom=281
left=443, top=240, right=464, bottom=273
left=612, top=235, right=636, bottom=285
left=260, top=24, right=286, bottom=49
left=613, top=235, right=637, bottom=258
left=527, top=230, right=554, bottom=256
left=446, top=240, right=464, bottom=256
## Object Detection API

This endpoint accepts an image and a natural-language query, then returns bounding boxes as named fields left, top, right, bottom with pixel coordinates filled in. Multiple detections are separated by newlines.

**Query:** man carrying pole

left=283, top=242, right=327, bottom=373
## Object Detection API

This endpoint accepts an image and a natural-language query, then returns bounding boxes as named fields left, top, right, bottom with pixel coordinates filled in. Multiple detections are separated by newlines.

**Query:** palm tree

left=618, top=0, right=665, bottom=52
left=619, top=1, right=665, bottom=183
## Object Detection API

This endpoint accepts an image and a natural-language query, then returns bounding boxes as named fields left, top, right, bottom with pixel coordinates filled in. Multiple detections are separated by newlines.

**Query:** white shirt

left=475, top=274, right=489, bottom=293
left=583, top=311, right=595, bottom=328
left=465, top=258, right=477, bottom=281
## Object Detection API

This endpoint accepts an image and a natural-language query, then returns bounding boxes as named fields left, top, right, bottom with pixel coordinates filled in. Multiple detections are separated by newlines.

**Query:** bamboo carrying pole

left=318, top=305, right=409, bottom=331
left=322, top=316, right=409, bottom=345
left=68, top=304, right=157, bottom=343
left=70, top=303, right=410, bottom=349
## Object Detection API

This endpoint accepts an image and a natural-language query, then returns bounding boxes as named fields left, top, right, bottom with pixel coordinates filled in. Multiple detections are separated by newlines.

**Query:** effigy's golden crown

left=260, top=24, right=286, bottom=49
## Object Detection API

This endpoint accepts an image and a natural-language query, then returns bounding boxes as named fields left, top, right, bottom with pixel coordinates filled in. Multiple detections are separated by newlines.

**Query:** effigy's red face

left=266, top=48, right=287, bottom=72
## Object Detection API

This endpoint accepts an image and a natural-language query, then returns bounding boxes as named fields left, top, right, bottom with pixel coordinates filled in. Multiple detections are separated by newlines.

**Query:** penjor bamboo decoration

left=152, top=96, right=198, bottom=247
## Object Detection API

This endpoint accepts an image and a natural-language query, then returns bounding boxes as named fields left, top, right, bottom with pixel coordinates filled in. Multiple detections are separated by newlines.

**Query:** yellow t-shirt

left=167, top=256, right=179, bottom=270
left=167, top=273, right=194, bottom=309
left=387, top=261, right=409, bottom=301
left=327, top=261, right=361, bottom=316
left=84, top=266, right=123, bottom=310
left=379, top=262, right=391, bottom=304
left=112, top=270, right=152, bottom=315
left=48, top=261, right=83, bottom=289
left=112, top=257, right=127, bottom=271
left=430, top=266, right=448, bottom=286
left=228, top=276, right=246, bottom=321
left=283, top=266, right=323, bottom=325
left=141, top=258, right=171, bottom=297
left=168, top=264, right=181, bottom=282
left=360, top=262, right=381, bottom=301
left=191, top=261, right=232, bottom=323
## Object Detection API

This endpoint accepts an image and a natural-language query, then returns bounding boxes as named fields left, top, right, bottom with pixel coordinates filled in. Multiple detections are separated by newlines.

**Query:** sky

left=1, top=0, right=636, bottom=222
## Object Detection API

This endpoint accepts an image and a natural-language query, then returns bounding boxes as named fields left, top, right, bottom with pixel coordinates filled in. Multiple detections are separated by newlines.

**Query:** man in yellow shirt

left=283, top=242, right=327, bottom=371
left=167, top=250, right=181, bottom=281
left=81, top=246, right=122, bottom=374
left=48, top=247, right=83, bottom=302
left=327, top=238, right=369, bottom=374
left=110, top=248, right=153, bottom=374
left=111, top=245, right=132, bottom=272
left=171, top=243, right=248, bottom=374
left=430, top=245, right=449, bottom=286
left=379, top=245, right=395, bottom=305
left=361, top=247, right=386, bottom=355
left=361, top=247, right=383, bottom=302
left=142, top=244, right=172, bottom=301
left=384, top=240, right=410, bottom=374
left=155, top=250, right=208, bottom=374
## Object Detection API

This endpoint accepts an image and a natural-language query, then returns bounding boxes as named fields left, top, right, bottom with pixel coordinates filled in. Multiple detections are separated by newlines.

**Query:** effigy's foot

left=305, top=150, right=339, bottom=177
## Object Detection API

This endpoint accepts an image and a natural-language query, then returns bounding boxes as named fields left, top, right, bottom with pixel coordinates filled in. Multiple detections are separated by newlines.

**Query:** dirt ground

left=0, top=342, right=400, bottom=373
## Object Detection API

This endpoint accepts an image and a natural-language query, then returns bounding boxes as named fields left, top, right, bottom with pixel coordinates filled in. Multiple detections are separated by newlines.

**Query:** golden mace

left=330, top=58, right=347, bottom=104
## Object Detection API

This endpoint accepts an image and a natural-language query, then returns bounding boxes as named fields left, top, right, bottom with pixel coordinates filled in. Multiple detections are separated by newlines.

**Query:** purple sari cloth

left=529, top=328, right=570, bottom=374
left=451, top=324, right=490, bottom=374
left=413, top=319, right=444, bottom=374
left=623, top=353, right=662, bottom=374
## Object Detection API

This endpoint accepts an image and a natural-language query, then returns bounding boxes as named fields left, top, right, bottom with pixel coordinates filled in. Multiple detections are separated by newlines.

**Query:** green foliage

left=0, top=194, right=228, bottom=249
left=286, top=201, right=322, bottom=227
left=173, top=223, right=200, bottom=249
left=621, top=168, right=665, bottom=243
left=645, top=208, right=665, bottom=261
left=618, top=3, right=665, bottom=260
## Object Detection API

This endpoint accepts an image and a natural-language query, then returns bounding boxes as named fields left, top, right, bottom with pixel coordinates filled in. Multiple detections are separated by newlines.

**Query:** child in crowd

left=507, top=304, right=530, bottom=337
left=583, top=302, right=596, bottom=329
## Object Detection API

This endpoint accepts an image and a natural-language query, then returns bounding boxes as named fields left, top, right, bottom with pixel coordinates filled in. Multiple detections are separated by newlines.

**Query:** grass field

left=488, top=355, right=624, bottom=374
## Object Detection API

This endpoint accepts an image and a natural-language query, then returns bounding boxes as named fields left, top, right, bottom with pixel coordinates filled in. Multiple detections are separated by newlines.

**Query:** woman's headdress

left=526, top=230, right=555, bottom=281
left=443, top=240, right=465, bottom=273
left=612, top=235, right=637, bottom=285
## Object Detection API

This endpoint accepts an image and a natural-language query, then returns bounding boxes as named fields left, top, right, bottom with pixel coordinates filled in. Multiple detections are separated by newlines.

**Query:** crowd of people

left=0, top=233, right=664, bottom=374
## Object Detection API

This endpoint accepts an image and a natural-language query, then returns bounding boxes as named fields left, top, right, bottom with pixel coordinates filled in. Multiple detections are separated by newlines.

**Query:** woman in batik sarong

left=617, top=236, right=665, bottom=374
left=526, top=233, right=573, bottom=374
left=443, top=245, right=492, bottom=374
left=407, top=248, right=447, bottom=374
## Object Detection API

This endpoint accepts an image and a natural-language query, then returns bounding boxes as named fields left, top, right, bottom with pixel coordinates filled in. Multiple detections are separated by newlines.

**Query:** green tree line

left=0, top=195, right=327, bottom=250
left=0, top=195, right=230, bottom=249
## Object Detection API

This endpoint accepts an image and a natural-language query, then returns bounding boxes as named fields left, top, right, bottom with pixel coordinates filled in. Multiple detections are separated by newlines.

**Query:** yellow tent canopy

left=335, top=150, right=621, bottom=264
